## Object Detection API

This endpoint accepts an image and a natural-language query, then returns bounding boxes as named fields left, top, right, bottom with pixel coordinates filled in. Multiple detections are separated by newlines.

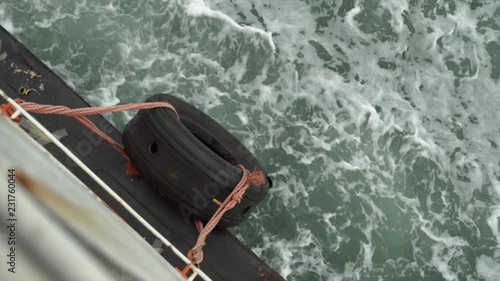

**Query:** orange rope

left=20, top=101, right=178, bottom=118
left=1, top=99, right=178, bottom=175
left=2, top=98, right=265, bottom=272
left=188, top=165, right=265, bottom=265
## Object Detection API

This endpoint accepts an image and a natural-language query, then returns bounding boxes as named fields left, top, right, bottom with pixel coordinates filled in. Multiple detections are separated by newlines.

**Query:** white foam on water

left=0, top=7, right=23, bottom=34
left=476, top=255, right=500, bottom=281
left=44, top=61, right=85, bottom=90
left=416, top=210, right=469, bottom=248
left=86, top=74, right=124, bottom=106
left=487, top=208, right=500, bottom=246
left=380, top=0, right=409, bottom=34
left=252, top=225, right=341, bottom=281
left=431, top=244, right=461, bottom=281
left=185, top=0, right=275, bottom=52
left=33, top=6, right=78, bottom=29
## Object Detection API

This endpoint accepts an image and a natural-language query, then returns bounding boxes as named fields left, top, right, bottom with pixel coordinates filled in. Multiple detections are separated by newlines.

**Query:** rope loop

left=188, top=165, right=265, bottom=266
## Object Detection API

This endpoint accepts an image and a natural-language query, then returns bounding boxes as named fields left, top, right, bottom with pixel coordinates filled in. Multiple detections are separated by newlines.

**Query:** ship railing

left=0, top=89, right=211, bottom=281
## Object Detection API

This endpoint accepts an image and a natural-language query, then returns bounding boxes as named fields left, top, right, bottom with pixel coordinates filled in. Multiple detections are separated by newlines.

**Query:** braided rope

left=20, top=101, right=178, bottom=118
left=189, top=165, right=265, bottom=265
left=3, top=98, right=265, bottom=269
left=19, top=100, right=178, bottom=175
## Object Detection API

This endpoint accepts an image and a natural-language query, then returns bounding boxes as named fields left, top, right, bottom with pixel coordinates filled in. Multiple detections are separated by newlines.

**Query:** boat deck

left=0, top=25, right=283, bottom=281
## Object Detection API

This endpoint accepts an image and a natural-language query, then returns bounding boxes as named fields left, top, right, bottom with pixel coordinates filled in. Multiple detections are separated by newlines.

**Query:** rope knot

left=189, top=247, right=204, bottom=266
left=247, top=170, right=265, bottom=187
left=232, top=192, right=243, bottom=204
left=188, top=166, right=266, bottom=266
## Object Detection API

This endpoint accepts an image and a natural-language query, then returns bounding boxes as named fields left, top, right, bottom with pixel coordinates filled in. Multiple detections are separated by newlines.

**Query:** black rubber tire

left=122, top=94, right=270, bottom=227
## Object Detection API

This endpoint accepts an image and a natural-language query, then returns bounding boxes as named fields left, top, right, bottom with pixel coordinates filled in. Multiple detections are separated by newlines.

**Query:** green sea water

left=1, top=0, right=500, bottom=280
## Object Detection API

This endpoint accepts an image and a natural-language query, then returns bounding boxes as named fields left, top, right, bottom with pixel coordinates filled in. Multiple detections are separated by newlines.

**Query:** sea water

left=1, top=0, right=500, bottom=280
